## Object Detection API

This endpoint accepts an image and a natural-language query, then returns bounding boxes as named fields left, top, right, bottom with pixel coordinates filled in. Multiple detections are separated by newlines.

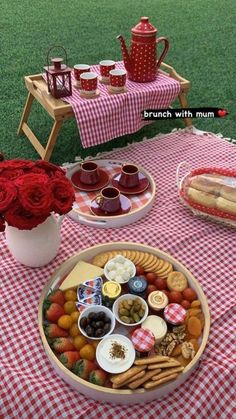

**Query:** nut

left=181, top=342, right=195, bottom=359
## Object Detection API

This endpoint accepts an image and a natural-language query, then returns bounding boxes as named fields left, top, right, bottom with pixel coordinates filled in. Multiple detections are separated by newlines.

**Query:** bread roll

left=190, top=175, right=221, bottom=194
left=220, top=185, right=236, bottom=203
left=186, top=187, right=217, bottom=208
left=216, top=197, right=236, bottom=214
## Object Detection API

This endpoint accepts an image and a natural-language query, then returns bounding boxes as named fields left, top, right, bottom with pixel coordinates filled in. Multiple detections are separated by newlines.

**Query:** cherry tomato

left=168, top=291, right=183, bottom=304
left=162, top=290, right=170, bottom=299
left=145, top=273, right=157, bottom=284
left=147, top=284, right=157, bottom=295
left=182, top=288, right=197, bottom=302
left=136, top=265, right=145, bottom=275
left=154, top=278, right=167, bottom=290
left=181, top=300, right=191, bottom=309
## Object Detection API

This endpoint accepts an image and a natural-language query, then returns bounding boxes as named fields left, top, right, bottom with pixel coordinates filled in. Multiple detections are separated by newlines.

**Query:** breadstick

left=151, top=366, right=184, bottom=380
left=128, top=368, right=161, bottom=390
left=144, top=373, right=178, bottom=389
left=112, top=370, right=146, bottom=389
left=110, top=365, right=146, bottom=385
left=148, top=360, right=181, bottom=369
left=134, top=355, right=170, bottom=366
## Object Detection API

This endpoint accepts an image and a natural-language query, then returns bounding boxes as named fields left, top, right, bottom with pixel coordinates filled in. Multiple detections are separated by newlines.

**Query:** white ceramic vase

left=5, top=214, right=63, bottom=268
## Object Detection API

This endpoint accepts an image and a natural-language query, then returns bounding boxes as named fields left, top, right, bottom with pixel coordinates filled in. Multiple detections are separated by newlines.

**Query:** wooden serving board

left=66, top=160, right=156, bottom=228
left=38, top=242, right=210, bottom=405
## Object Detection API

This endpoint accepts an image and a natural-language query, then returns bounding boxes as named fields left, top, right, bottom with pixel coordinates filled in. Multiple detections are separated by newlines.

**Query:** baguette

left=112, top=370, right=146, bottom=389
left=148, top=360, right=181, bottom=369
left=151, top=366, right=184, bottom=380
left=220, top=185, right=236, bottom=203
left=134, top=355, right=170, bottom=366
left=110, top=365, right=146, bottom=385
left=186, top=187, right=217, bottom=208
left=190, top=175, right=221, bottom=194
left=216, top=196, right=236, bottom=214
left=144, top=373, right=178, bottom=389
left=128, top=368, right=161, bottom=390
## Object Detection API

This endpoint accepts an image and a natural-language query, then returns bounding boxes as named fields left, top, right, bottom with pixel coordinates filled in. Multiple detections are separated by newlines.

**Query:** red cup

left=74, top=64, right=90, bottom=87
left=119, top=164, right=139, bottom=188
left=95, top=187, right=121, bottom=213
left=100, top=60, right=116, bottom=81
left=109, top=69, right=126, bottom=92
left=79, top=161, right=100, bottom=185
left=80, top=72, right=98, bottom=95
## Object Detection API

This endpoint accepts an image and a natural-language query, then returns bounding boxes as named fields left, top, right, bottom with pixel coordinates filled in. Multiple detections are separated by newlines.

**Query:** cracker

left=134, top=355, right=170, bottom=365
left=144, top=373, right=178, bottom=389
left=92, top=252, right=109, bottom=267
left=112, top=370, right=146, bottom=389
left=128, top=368, right=161, bottom=389
left=148, top=360, right=181, bottom=369
left=110, top=365, right=146, bottom=385
left=142, top=253, right=157, bottom=269
left=145, top=257, right=161, bottom=271
left=151, top=366, right=184, bottom=381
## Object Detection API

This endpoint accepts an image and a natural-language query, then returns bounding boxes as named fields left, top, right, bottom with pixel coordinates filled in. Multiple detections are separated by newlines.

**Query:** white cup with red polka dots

left=80, top=72, right=98, bottom=95
left=100, top=60, right=116, bottom=83
left=109, top=69, right=127, bottom=92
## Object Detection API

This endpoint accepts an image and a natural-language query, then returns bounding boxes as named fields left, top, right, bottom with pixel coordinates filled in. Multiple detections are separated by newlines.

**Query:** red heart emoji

left=218, top=109, right=227, bottom=117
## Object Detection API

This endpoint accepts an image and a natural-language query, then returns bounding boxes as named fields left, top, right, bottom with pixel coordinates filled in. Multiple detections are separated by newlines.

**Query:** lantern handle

left=46, top=45, right=68, bottom=69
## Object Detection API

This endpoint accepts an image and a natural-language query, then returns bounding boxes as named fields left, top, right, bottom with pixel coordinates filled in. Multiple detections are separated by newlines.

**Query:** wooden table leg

left=178, top=91, right=192, bottom=127
left=17, top=92, right=35, bottom=135
left=43, top=120, right=63, bottom=161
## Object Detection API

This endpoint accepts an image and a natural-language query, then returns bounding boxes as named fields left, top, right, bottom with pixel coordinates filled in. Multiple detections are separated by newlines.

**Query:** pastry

left=186, top=187, right=217, bottom=208
left=220, top=185, right=236, bottom=203
left=189, top=175, right=221, bottom=194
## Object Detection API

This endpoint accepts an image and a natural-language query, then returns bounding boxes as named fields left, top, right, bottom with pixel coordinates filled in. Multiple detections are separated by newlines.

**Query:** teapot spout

left=117, top=34, right=133, bottom=74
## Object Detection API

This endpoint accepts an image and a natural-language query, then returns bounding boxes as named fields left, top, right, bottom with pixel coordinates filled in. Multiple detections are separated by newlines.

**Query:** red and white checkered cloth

left=131, top=328, right=155, bottom=352
left=62, top=61, right=180, bottom=148
left=1, top=128, right=236, bottom=418
left=164, top=303, right=186, bottom=325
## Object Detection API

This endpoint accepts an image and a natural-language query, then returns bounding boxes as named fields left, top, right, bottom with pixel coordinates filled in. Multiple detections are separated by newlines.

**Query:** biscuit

left=92, top=252, right=109, bottom=267
left=167, top=271, right=188, bottom=292
left=144, top=373, right=179, bottom=389
left=142, top=253, right=158, bottom=269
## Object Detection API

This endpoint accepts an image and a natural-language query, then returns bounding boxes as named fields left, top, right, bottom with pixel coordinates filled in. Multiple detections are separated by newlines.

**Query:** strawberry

left=44, top=324, right=68, bottom=338
left=51, top=338, right=75, bottom=353
left=44, top=302, right=64, bottom=323
left=73, top=359, right=96, bottom=380
left=59, top=351, right=80, bottom=369
left=46, top=289, right=65, bottom=307
left=89, top=369, right=107, bottom=386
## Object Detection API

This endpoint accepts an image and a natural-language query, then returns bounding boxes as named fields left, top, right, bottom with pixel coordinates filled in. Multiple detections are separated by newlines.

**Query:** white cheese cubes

left=105, top=254, right=135, bottom=283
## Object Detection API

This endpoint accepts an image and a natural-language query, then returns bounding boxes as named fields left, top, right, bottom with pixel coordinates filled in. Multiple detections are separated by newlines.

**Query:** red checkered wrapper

left=61, top=61, right=181, bottom=148
left=164, top=303, right=186, bottom=325
left=1, top=129, right=236, bottom=417
left=131, top=328, right=155, bottom=352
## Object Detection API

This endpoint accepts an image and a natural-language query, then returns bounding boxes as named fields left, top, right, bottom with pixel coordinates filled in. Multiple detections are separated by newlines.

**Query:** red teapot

left=117, top=17, right=169, bottom=83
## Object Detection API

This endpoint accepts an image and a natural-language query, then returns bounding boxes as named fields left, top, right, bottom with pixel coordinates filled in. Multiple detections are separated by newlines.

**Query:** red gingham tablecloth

left=1, top=128, right=236, bottom=418
left=62, top=61, right=181, bottom=148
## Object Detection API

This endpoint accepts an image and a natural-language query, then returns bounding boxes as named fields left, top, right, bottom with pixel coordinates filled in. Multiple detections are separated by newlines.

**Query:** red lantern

left=44, top=46, right=72, bottom=99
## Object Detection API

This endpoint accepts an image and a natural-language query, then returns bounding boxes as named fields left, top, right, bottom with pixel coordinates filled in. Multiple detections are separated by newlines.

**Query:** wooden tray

left=66, top=160, right=156, bottom=228
left=38, top=242, right=210, bottom=405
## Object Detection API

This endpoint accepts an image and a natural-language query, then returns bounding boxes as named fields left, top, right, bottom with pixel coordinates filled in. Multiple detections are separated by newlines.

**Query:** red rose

left=18, top=176, right=52, bottom=216
left=15, top=173, right=49, bottom=187
left=0, top=168, right=24, bottom=180
left=51, top=178, right=75, bottom=215
left=0, top=216, right=5, bottom=232
left=0, top=159, right=35, bottom=170
left=4, top=201, right=48, bottom=230
left=35, top=160, right=65, bottom=178
left=0, top=178, right=17, bottom=212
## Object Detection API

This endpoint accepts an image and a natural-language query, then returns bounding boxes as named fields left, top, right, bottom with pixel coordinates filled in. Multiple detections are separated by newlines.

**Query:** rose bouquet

left=0, top=159, right=75, bottom=231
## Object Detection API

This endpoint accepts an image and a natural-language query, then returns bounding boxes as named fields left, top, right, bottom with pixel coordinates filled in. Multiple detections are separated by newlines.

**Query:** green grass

left=1, top=0, right=235, bottom=164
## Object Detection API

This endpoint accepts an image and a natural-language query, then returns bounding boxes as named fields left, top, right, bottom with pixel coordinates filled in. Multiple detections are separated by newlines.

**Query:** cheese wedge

left=59, top=260, right=104, bottom=291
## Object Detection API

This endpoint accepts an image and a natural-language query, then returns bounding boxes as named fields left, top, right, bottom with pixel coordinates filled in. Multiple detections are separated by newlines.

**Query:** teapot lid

left=132, top=17, right=157, bottom=35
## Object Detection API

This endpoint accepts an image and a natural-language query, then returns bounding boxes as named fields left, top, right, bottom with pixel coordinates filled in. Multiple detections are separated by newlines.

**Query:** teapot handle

left=156, top=37, right=170, bottom=71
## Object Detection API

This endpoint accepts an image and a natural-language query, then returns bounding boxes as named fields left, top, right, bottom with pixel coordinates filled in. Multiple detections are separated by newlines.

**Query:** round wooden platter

left=38, top=242, right=210, bottom=405
left=66, top=159, right=156, bottom=228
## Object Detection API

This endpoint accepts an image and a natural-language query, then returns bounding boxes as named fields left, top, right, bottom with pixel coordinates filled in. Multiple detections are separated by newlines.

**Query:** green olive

left=119, top=308, right=130, bottom=316
left=120, top=316, right=131, bottom=324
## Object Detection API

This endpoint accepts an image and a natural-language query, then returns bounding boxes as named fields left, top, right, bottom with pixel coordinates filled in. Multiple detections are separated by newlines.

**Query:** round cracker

left=146, top=258, right=162, bottom=272
left=155, top=260, right=171, bottom=275
left=133, top=251, right=144, bottom=265
left=158, top=264, right=174, bottom=278
left=144, top=256, right=160, bottom=271
left=142, top=253, right=157, bottom=269
left=92, top=252, right=110, bottom=267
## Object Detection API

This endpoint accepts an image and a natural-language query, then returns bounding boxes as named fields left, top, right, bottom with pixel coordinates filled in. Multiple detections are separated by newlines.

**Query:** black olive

left=95, top=328, right=104, bottom=337
left=97, top=311, right=105, bottom=320
left=91, top=321, right=97, bottom=328
left=85, top=325, right=94, bottom=336
left=88, top=312, right=96, bottom=321
left=103, top=323, right=110, bottom=333
left=80, top=317, right=87, bottom=329
left=104, top=317, right=111, bottom=324
left=95, top=321, right=104, bottom=329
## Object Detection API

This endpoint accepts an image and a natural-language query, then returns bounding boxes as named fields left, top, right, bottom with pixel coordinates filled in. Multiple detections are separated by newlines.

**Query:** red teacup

left=95, top=187, right=121, bottom=213
left=119, top=164, right=139, bottom=188
left=79, top=161, right=100, bottom=185
left=100, top=60, right=116, bottom=82
left=109, top=69, right=126, bottom=92
left=74, top=64, right=90, bottom=87
left=80, top=72, right=98, bottom=95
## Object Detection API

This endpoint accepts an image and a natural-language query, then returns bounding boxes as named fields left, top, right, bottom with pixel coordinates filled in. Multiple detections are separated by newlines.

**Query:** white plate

left=96, top=334, right=135, bottom=373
